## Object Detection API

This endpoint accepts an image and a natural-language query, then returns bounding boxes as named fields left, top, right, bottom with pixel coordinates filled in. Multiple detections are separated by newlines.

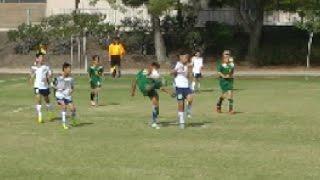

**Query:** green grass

left=1, top=75, right=320, bottom=180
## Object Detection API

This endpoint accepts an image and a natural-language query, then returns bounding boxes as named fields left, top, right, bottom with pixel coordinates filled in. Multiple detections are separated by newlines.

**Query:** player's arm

left=131, top=79, right=137, bottom=97
left=29, top=67, right=35, bottom=85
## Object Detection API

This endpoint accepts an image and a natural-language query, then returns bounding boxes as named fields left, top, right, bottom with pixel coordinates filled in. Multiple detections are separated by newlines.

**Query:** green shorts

left=219, top=78, right=233, bottom=92
left=142, top=89, right=158, bottom=99
left=91, top=81, right=102, bottom=89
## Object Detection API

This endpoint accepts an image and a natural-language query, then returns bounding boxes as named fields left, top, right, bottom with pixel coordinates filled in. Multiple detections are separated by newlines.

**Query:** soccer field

left=0, top=74, right=320, bottom=180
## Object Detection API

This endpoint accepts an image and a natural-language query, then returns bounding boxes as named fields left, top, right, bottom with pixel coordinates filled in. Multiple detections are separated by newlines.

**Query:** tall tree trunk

left=152, top=16, right=167, bottom=62
left=236, top=0, right=264, bottom=65
left=307, top=31, right=314, bottom=68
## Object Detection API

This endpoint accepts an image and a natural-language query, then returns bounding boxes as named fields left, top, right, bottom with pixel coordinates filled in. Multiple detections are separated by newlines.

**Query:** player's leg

left=58, top=100, right=68, bottom=129
left=186, top=92, right=193, bottom=118
left=90, top=86, right=97, bottom=106
left=35, top=92, right=43, bottom=123
left=150, top=92, right=160, bottom=129
left=43, top=89, right=54, bottom=121
left=196, top=75, right=201, bottom=92
left=191, top=74, right=196, bottom=92
left=227, top=90, right=235, bottom=114
left=95, top=86, right=101, bottom=106
left=69, top=103, right=77, bottom=126
left=176, top=88, right=186, bottom=129
left=216, top=92, right=226, bottom=113
left=117, top=58, right=121, bottom=78
left=110, top=57, right=116, bottom=78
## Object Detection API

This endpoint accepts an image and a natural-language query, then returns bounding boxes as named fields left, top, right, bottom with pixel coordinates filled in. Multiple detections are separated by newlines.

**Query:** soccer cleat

left=91, top=101, right=96, bottom=107
left=38, top=116, right=43, bottom=123
left=229, top=110, right=236, bottom=115
left=151, top=123, right=160, bottom=129
left=62, top=124, right=69, bottom=130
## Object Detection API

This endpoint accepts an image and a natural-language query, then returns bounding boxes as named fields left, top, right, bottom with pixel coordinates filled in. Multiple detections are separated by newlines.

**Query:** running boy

left=216, top=50, right=235, bottom=114
left=191, top=50, right=203, bottom=92
left=172, top=51, right=194, bottom=129
left=88, top=55, right=104, bottom=106
left=30, top=53, right=53, bottom=123
left=53, top=62, right=77, bottom=129
left=131, top=62, right=170, bottom=129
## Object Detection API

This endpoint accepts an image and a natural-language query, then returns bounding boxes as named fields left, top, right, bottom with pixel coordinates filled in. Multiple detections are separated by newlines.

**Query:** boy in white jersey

left=191, top=50, right=203, bottom=92
left=172, top=51, right=194, bottom=129
left=30, top=53, right=53, bottom=123
left=52, top=62, right=77, bottom=129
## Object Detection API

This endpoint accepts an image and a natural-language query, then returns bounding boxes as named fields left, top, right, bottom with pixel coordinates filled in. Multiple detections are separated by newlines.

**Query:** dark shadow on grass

left=159, top=121, right=213, bottom=128
left=108, top=102, right=121, bottom=106
left=72, top=122, right=94, bottom=128
left=199, top=89, right=215, bottom=93
left=232, top=88, right=246, bottom=91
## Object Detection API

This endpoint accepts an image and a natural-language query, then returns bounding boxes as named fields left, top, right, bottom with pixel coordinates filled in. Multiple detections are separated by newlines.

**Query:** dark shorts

left=90, top=81, right=102, bottom=89
left=56, top=98, right=73, bottom=105
left=176, top=87, right=192, bottom=101
left=193, top=73, right=202, bottom=78
left=110, top=55, right=121, bottom=67
left=34, top=88, right=50, bottom=96
left=219, top=78, right=234, bottom=92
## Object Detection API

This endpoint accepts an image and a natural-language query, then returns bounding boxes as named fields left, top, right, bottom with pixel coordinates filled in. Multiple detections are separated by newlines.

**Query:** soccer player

left=172, top=51, right=194, bottom=129
left=216, top=50, right=235, bottom=114
left=131, top=62, right=170, bottom=129
left=108, top=37, right=125, bottom=78
left=30, top=53, right=53, bottom=123
left=53, top=62, right=77, bottom=129
left=88, top=55, right=104, bottom=107
left=191, top=50, right=203, bottom=92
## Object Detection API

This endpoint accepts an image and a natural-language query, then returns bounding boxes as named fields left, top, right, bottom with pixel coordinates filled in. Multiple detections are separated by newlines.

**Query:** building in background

left=0, top=0, right=302, bottom=31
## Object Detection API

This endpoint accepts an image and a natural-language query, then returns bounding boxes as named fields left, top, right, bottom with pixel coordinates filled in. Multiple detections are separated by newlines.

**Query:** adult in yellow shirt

left=108, top=37, right=125, bottom=78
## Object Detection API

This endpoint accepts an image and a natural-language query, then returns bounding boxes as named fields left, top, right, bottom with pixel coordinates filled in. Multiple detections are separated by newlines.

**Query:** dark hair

left=179, top=49, right=189, bottom=56
left=62, top=62, right=71, bottom=71
left=92, top=55, right=100, bottom=61
left=151, top=62, right=160, bottom=69
left=114, top=37, right=120, bottom=41
left=36, top=52, right=44, bottom=58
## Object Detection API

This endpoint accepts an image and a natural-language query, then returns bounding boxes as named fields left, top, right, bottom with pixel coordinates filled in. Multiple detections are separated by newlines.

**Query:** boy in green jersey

left=131, top=62, right=171, bottom=129
left=216, top=50, right=235, bottom=114
left=88, top=55, right=104, bottom=106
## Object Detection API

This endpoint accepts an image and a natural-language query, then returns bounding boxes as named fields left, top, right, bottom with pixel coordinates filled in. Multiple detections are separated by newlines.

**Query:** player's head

left=62, top=62, right=72, bottom=75
left=179, top=50, right=190, bottom=64
left=113, top=37, right=120, bottom=44
left=222, top=50, right=231, bottom=62
left=194, top=49, right=201, bottom=57
left=35, top=53, right=44, bottom=64
left=92, top=55, right=100, bottom=65
left=150, top=62, right=160, bottom=70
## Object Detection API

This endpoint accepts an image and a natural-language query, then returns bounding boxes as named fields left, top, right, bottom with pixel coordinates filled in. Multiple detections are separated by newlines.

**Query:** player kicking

left=191, top=50, right=203, bottom=92
left=216, top=50, right=235, bottom=114
left=30, top=53, right=53, bottom=123
left=88, top=55, right=104, bottom=107
left=131, top=62, right=171, bottom=129
left=53, top=62, right=77, bottom=129
left=172, top=51, right=194, bottom=129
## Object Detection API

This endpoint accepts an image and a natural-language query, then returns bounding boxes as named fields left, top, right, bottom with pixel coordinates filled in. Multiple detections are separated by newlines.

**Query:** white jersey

left=31, top=65, right=52, bottom=89
left=174, top=61, right=189, bottom=88
left=54, top=75, right=74, bottom=100
left=191, top=56, right=203, bottom=74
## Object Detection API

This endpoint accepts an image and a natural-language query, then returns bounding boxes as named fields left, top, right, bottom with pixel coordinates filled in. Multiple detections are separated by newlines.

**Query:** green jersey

left=217, top=60, right=235, bottom=92
left=88, top=65, right=104, bottom=87
left=136, top=69, right=163, bottom=96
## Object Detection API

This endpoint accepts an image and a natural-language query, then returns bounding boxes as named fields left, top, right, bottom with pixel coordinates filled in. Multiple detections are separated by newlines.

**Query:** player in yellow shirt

left=108, top=37, right=125, bottom=78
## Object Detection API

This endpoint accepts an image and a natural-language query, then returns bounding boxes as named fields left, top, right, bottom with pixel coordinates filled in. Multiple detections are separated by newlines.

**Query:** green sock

left=228, top=99, right=234, bottom=111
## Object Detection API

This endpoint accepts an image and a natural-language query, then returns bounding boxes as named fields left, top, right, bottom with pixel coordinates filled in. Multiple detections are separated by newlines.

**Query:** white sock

left=46, top=104, right=52, bottom=111
left=191, top=81, right=196, bottom=91
left=197, top=82, right=200, bottom=90
left=36, top=105, right=42, bottom=118
left=178, top=112, right=185, bottom=124
left=62, top=111, right=66, bottom=124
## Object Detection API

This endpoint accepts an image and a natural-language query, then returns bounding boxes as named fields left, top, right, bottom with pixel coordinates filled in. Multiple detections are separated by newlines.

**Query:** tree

left=295, top=9, right=320, bottom=68
left=90, top=0, right=175, bottom=62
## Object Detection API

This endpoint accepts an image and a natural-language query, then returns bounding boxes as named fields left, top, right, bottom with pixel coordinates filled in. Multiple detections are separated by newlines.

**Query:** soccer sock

left=46, top=104, right=52, bottom=111
left=228, top=99, right=234, bottom=111
left=178, top=112, right=185, bottom=124
left=197, top=82, right=200, bottom=90
left=36, top=105, right=42, bottom=118
left=186, top=103, right=192, bottom=116
left=152, top=105, right=158, bottom=124
left=90, top=92, right=95, bottom=101
left=61, top=111, right=67, bottom=124
left=217, top=97, right=224, bottom=108
left=71, top=109, right=76, bottom=119
left=191, top=81, right=196, bottom=91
